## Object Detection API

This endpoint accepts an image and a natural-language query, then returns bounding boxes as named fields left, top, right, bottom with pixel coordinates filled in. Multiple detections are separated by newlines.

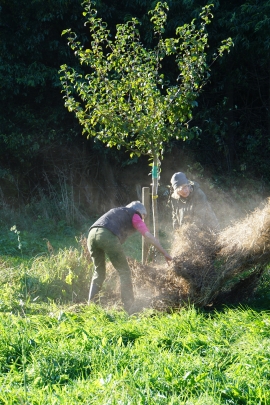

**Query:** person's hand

left=164, top=252, right=173, bottom=265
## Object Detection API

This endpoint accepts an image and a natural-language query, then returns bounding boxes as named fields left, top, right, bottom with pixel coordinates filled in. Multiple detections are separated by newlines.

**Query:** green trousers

left=87, top=227, right=134, bottom=309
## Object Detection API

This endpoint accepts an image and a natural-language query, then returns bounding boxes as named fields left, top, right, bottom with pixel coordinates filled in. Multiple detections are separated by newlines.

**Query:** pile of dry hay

left=98, top=198, right=270, bottom=312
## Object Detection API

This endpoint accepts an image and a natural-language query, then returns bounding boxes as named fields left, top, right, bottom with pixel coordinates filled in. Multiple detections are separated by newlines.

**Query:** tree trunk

left=142, top=186, right=150, bottom=264
left=152, top=153, right=159, bottom=239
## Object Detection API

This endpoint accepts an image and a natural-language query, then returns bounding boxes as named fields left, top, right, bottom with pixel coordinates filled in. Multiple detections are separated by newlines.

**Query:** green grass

left=0, top=224, right=84, bottom=258
left=1, top=219, right=270, bottom=404
left=0, top=305, right=269, bottom=404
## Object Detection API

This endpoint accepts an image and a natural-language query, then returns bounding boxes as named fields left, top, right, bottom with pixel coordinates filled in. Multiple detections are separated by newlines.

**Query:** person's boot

left=121, top=282, right=134, bottom=313
left=123, top=298, right=135, bottom=313
left=88, top=280, right=101, bottom=304
left=126, top=300, right=140, bottom=315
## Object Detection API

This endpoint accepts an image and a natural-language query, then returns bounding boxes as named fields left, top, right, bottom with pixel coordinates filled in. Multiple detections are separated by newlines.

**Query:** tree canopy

left=60, top=2, right=232, bottom=159
left=1, top=0, right=270, bottom=182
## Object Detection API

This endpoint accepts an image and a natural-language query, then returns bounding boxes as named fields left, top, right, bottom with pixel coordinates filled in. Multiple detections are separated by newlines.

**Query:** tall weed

left=0, top=246, right=93, bottom=312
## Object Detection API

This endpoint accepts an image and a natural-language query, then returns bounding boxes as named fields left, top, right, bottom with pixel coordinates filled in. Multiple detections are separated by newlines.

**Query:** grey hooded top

left=171, top=182, right=219, bottom=232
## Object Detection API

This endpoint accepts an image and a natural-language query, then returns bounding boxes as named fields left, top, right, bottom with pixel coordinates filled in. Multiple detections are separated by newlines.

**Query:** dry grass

left=170, top=197, right=270, bottom=306
left=91, top=198, right=270, bottom=313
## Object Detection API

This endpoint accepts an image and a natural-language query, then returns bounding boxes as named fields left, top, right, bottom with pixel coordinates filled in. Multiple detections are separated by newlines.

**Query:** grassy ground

left=1, top=193, right=270, bottom=404
left=0, top=303, right=270, bottom=404
left=0, top=226, right=270, bottom=404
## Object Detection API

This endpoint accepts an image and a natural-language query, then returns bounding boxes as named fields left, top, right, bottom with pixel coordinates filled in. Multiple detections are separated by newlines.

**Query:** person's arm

left=171, top=199, right=179, bottom=229
left=144, top=231, right=173, bottom=264
left=132, top=214, right=173, bottom=264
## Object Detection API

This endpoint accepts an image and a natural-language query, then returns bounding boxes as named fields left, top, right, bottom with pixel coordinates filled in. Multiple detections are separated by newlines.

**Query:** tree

left=59, top=0, right=232, bottom=238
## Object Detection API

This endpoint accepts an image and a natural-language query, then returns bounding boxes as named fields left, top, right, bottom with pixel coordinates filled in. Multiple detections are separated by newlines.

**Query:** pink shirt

left=132, top=214, right=149, bottom=236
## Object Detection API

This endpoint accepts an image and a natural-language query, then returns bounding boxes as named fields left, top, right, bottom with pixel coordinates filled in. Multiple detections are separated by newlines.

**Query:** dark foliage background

left=1, top=0, right=270, bottom=222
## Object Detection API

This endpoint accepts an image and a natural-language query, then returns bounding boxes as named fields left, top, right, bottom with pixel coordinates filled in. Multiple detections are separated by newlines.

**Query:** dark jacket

left=171, top=182, right=219, bottom=232
left=90, top=207, right=141, bottom=244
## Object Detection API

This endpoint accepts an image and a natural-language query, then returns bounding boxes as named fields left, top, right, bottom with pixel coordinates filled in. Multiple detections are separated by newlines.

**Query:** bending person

left=87, top=201, right=173, bottom=312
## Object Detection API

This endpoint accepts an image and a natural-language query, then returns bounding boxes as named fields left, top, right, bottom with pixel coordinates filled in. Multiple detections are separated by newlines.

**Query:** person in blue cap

left=170, top=172, right=219, bottom=232
left=87, top=201, right=173, bottom=313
